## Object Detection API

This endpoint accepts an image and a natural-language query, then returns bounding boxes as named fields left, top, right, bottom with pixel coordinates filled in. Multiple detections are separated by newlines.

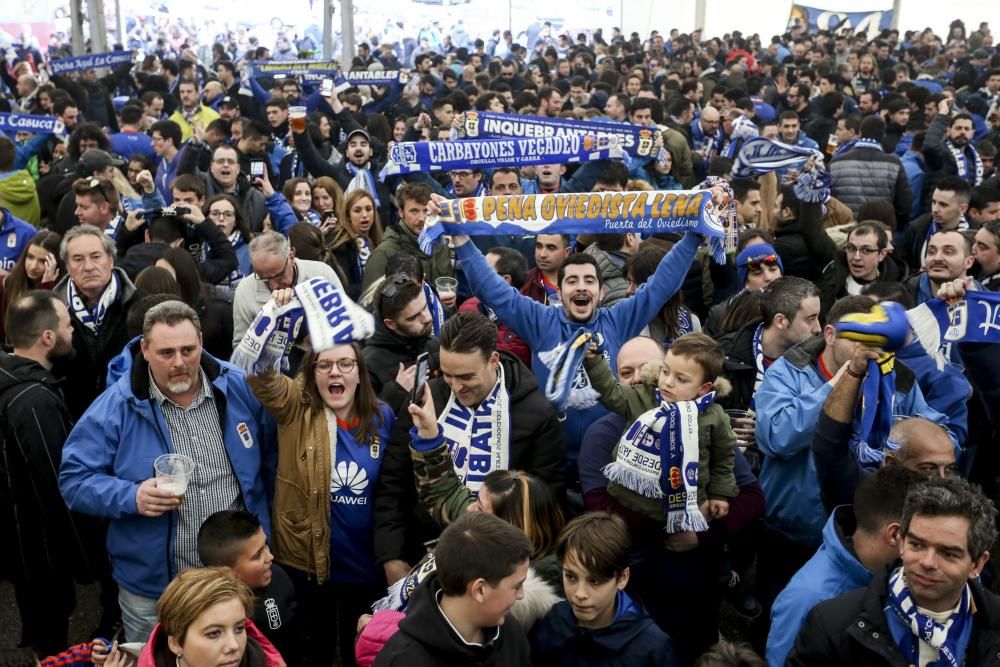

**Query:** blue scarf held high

left=544, top=330, right=604, bottom=410
left=455, top=110, right=661, bottom=159
left=732, top=136, right=831, bottom=203
left=908, top=290, right=1000, bottom=349
left=380, top=134, right=624, bottom=178
left=49, top=50, right=132, bottom=74
left=602, top=390, right=716, bottom=533
left=887, top=566, right=972, bottom=667
left=419, top=189, right=732, bottom=264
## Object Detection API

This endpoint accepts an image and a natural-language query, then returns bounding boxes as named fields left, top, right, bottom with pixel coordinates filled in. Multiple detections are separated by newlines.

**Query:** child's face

left=231, top=527, right=273, bottom=590
left=658, top=351, right=712, bottom=403
left=562, top=551, right=628, bottom=630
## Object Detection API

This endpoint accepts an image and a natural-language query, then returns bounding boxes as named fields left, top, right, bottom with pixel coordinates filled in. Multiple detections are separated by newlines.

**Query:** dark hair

left=396, top=182, right=432, bottom=208
left=760, top=276, right=820, bottom=328
left=901, top=477, right=998, bottom=560
left=556, top=512, right=630, bottom=581
left=479, top=469, right=564, bottom=561
left=596, top=161, right=629, bottom=188
left=934, top=175, right=972, bottom=204
left=849, top=221, right=890, bottom=249
left=731, top=179, right=760, bottom=203
left=860, top=281, right=914, bottom=309
left=486, top=247, right=528, bottom=288
left=719, top=290, right=763, bottom=334
left=375, top=277, right=423, bottom=322
left=298, top=342, right=384, bottom=446
left=72, top=177, right=118, bottom=212
left=694, top=641, right=766, bottom=667
left=434, top=512, right=533, bottom=597
left=854, top=465, right=924, bottom=535
left=0, top=648, right=39, bottom=667
left=827, top=295, right=876, bottom=326
left=147, top=216, right=184, bottom=245
left=856, top=200, right=897, bottom=232
left=120, top=103, right=145, bottom=126
left=440, top=311, right=498, bottom=359
left=859, top=115, right=886, bottom=141
left=127, top=293, right=180, bottom=338
left=840, top=113, right=862, bottom=135
left=626, top=247, right=687, bottom=340
left=150, top=119, right=183, bottom=149
left=6, top=290, right=62, bottom=349
left=489, top=167, right=520, bottom=187
left=1, top=230, right=62, bottom=325
left=172, top=173, right=207, bottom=199
left=557, top=252, right=602, bottom=288
left=950, top=112, right=974, bottom=129
left=158, top=247, right=208, bottom=307
left=197, top=510, right=263, bottom=567
left=205, top=194, right=252, bottom=244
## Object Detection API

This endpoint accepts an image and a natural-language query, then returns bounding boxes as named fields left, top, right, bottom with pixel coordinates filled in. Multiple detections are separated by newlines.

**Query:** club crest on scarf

left=541, top=330, right=605, bottom=410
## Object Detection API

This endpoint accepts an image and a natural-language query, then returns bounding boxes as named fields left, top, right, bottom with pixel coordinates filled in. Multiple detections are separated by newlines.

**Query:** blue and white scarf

left=356, top=236, right=371, bottom=276
left=543, top=330, right=604, bottom=410
left=602, top=390, right=716, bottom=533
left=372, top=555, right=438, bottom=612
left=720, top=114, right=759, bottom=159
left=381, top=135, right=624, bottom=178
left=420, top=189, right=731, bottom=264
left=423, top=281, right=445, bottom=336
left=67, top=273, right=119, bottom=333
left=49, top=50, right=132, bottom=74
left=922, top=217, right=970, bottom=264
left=908, top=290, right=1000, bottom=349
left=887, top=566, right=972, bottom=667
left=752, top=322, right=767, bottom=400
left=851, top=354, right=898, bottom=465
left=732, top=136, right=830, bottom=203
left=946, top=138, right=983, bottom=185
left=832, top=138, right=858, bottom=158
left=438, top=363, right=510, bottom=493
left=853, top=137, right=885, bottom=152
left=346, top=162, right=381, bottom=208
left=231, top=276, right=374, bottom=374
left=304, top=209, right=323, bottom=226
left=455, top=110, right=660, bottom=159
left=0, top=113, right=65, bottom=135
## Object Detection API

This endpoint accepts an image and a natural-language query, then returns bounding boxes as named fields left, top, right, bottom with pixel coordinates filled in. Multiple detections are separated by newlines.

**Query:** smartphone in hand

left=410, top=352, right=429, bottom=405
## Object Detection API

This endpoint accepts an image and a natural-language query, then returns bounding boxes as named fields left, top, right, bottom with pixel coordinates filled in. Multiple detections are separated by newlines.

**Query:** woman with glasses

left=247, top=291, right=395, bottom=667
left=204, top=193, right=255, bottom=286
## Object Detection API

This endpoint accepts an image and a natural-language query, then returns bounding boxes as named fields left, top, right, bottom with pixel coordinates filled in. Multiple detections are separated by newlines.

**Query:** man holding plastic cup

left=60, top=300, right=275, bottom=644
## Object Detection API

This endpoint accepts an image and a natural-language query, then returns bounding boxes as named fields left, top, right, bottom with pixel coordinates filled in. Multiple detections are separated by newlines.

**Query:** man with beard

left=904, top=229, right=981, bottom=307
left=0, top=292, right=87, bottom=655
left=522, top=233, right=571, bottom=305
left=897, top=177, right=976, bottom=273
left=924, top=100, right=982, bottom=199
left=362, top=275, right=436, bottom=408
left=973, top=220, right=1000, bottom=290
left=167, top=78, right=220, bottom=143
left=60, top=300, right=274, bottom=643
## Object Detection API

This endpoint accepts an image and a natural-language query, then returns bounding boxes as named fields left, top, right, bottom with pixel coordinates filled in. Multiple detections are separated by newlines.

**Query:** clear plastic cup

left=154, top=453, right=197, bottom=503
left=289, top=105, right=307, bottom=133
left=725, top=409, right=753, bottom=445
left=434, top=276, right=458, bottom=298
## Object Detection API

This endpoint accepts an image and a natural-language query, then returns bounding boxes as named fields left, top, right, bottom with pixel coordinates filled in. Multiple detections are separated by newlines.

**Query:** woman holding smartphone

left=246, top=288, right=395, bottom=667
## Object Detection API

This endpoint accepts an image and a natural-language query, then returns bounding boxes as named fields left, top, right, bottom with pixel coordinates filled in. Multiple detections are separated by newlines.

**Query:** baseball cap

left=346, top=128, right=372, bottom=144
left=218, top=95, right=238, bottom=109
left=77, top=149, right=125, bottom=175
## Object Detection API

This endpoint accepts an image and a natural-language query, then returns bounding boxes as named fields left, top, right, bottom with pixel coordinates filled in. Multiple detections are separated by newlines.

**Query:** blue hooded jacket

left=456, top=233, right=699, bottom=466
left=755, top=336, right=951, bottom=546
left=766, top=506, right=871, bottom=667
left=60, top=338, right=277, bottom=598
left=531, top=593, right=677, bottom=666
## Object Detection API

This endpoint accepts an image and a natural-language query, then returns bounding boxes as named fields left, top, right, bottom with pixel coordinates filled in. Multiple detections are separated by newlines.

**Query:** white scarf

left=325, top=407, right=339, bottom=492
left=356, top=236, right=371, bottom=275
left=946, top=138, right=983, bottom=185
left=67, top=272, right=119, bottom=333
left=438, top=363, right=511, bottom=493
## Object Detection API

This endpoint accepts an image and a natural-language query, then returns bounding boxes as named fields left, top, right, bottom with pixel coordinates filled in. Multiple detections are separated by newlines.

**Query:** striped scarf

left=67, top=273, right=119, bottom=333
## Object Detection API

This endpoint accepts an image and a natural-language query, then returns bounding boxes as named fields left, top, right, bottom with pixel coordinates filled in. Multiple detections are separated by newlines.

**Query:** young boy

left=374, top=511, right=534, bottom=666
left=197, top=511, right=296, bottom=659
left=531, top=512, right=677, bottom=665
left=585, top=332, right=738, bottom=540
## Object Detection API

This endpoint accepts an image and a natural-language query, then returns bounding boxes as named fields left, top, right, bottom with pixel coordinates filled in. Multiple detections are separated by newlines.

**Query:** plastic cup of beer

left=435, top=276, right=458, bottom=299
left=289, top=106, right=307, bottom=133
left=154, top=453, right=197, bottom=503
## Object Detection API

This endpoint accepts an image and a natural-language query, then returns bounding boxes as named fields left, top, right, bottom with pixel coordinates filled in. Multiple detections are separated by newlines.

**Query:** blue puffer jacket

left=755, top=336, right=949, bottom=546
left=766, top=506, right=871, bottom=667
left=60, top=340, right=277, bottom=598
left=456, top=233, right=699, bottom=469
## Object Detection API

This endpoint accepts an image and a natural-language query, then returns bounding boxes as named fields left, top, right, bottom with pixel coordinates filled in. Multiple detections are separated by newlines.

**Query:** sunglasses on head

left=379, top=273, right=414, bottom=299
left=744, top=255, right=779, bottom=271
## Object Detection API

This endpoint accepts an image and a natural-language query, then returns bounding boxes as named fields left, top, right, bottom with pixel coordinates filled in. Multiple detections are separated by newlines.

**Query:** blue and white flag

left=49, top=50, right=133, bottom=75
left=909, top=292, right=1000, bottom=349
left=456, top=110, right=660, bottom=159
left=380, top=134, right=624, bottom=177
left=420, top=189, right=730, bottom=263
left=252, top=59, right=340, bottom=79
left=0, top=113, right=65, bottom=135
left=335, top=69, right=409, bottom=90
left=732, top=136, right=824, bottom=179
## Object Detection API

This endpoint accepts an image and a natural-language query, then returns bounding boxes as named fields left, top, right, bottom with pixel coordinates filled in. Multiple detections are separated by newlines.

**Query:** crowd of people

left=2, top=10, right=1000, bottom=667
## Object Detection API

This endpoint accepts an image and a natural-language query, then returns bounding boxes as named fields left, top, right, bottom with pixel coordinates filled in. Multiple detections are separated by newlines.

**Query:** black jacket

left=789, top=568, right=1000, bottom=666
left=362, top=319, right=438, bottom=412
left=896, top=213, right=980, bottom=275
left=817, top=253, right=907, bottom=318
left=773, top=201, right=838, bottom=283
left=291, top=125, right=392, bottom=216
left=115, top=216, right=239, bottom=287
left=373, top=351, right=566, bottom=567
left=52, top=269, right=144, bottom=419
left=374, top=573, right=532, bottom=667
left=717, top=319, right=762, bottom=412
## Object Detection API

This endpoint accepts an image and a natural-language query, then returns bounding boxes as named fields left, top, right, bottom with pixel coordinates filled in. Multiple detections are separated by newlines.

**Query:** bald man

left=812, top=338, right=957, bottom=513
left=692, top=106, right=722, bottom=179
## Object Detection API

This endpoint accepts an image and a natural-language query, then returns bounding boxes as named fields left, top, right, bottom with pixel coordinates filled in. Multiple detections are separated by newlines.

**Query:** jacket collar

left=129, top=347, right=223, bottom=401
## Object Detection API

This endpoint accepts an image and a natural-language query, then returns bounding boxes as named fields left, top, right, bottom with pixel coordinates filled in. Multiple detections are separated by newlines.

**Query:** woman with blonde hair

left=330, top=189, right=383, bottom=299
left=125, top=567, right=283, bottom=667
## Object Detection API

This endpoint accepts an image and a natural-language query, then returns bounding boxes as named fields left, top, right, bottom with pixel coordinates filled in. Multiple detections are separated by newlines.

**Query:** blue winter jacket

left=766, top=506, right=871, bottom=667
left=755, top=336, right=950, bottom=546
left=456, top=233, right=699, bottom=467
left=60, top=340, right=277, bottom=598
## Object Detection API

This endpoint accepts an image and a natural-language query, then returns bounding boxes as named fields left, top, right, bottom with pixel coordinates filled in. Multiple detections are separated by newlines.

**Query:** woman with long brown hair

left=330, top=189, right=383, bottom=299
left=246, top=292, right=396, bottom=667
left=0, top=230, right=62, bottom=345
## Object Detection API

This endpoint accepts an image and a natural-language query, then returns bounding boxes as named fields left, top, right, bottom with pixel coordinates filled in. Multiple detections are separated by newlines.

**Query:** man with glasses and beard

left=0, top=292, right=87, bottom=655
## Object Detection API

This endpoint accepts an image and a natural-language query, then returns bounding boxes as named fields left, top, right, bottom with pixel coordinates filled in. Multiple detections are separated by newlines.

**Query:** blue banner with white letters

left=0, top=113, right=65, bottom=135
left=49, top=50, right=133, bottom=74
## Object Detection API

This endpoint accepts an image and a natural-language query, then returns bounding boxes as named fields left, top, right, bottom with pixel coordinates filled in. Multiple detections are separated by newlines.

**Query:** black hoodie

left=361, top=318, right=438, bottom=413
left=374, top=573, right=531, bottom=667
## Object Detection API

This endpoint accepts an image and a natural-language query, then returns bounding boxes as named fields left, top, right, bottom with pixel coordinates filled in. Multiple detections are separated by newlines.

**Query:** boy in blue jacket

left=531, top=512, right=677, bottom=666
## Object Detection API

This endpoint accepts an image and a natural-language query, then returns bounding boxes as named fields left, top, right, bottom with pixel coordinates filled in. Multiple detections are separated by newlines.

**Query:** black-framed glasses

left=314, top=358, right=358, bottom=374
left=845, top=244, right=880, bottom=257
left=254, top=257, right=289, bottom=282
left=379, top=273, right=413, bottom=299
